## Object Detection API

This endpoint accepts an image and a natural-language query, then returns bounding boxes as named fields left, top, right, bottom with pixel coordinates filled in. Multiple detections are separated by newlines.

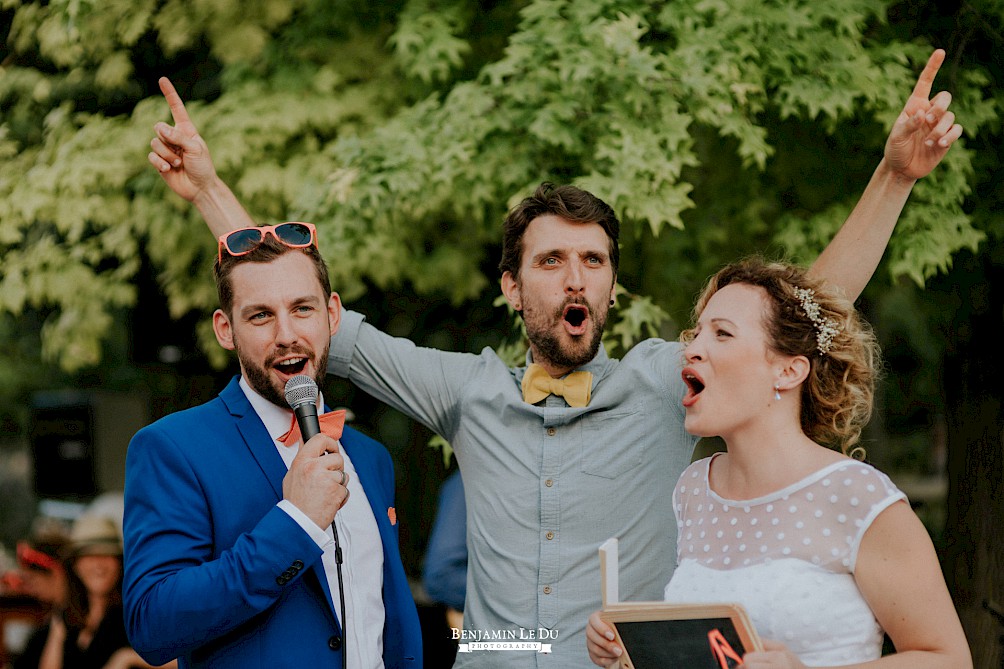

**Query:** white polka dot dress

left=664, top=453, right=907, bottom=667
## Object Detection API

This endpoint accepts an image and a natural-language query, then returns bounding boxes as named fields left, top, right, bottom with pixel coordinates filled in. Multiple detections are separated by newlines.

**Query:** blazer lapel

left=218, top=378, right=342, bottom=632
left=218, top=377, right=287, bottom=501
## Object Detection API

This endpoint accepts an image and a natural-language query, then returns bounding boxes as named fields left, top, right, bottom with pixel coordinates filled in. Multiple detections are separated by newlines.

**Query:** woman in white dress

left=586, top=258, right=971, bottom=668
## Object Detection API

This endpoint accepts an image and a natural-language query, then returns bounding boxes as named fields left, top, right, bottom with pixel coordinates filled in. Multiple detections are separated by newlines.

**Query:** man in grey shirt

left=147, top=50, right=961, bottom=667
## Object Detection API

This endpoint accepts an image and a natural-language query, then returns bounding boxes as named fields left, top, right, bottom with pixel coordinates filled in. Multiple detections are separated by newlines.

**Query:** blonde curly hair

left=682, top=258, right=881, bottom=456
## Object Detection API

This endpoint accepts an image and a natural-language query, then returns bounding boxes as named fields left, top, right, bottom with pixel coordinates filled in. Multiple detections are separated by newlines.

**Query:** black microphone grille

left=284, top=375, right=318, bottom=409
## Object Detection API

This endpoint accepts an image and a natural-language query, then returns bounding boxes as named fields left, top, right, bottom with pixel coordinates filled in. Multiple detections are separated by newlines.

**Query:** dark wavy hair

left=499, top=182, right=621, bottom=280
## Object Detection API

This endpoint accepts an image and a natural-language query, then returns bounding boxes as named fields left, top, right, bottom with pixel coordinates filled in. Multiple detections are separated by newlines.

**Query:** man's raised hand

left=148, top=77, right=218, bottom=203
left=885, top=49, right=964, bottom=181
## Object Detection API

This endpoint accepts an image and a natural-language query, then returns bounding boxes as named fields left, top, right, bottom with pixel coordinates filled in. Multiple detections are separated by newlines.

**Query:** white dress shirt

left=239, top=377, right=386, bottom=669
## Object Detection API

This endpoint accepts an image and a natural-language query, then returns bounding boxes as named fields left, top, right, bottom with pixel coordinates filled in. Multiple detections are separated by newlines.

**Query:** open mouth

left=274, top=357, right=309, bottom=376
left=681, top=368, right=705, bottom=407
left=563, top=304, right=589, bottom=332
left=684, top=374, right=705, bottom=394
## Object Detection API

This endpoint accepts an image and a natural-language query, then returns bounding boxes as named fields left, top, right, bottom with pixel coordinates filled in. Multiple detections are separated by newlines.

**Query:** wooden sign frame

left=599, top=601, right=761, bottom=669
left=597, top=538, right=761, bottom=669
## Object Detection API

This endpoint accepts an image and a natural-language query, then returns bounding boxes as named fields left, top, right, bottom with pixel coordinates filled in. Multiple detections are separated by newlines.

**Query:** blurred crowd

left=0, top=498, right=175, bottom=669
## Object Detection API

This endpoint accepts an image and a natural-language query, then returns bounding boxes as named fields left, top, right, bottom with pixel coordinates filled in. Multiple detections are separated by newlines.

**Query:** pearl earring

left=774, top=383, right=781, bottom=401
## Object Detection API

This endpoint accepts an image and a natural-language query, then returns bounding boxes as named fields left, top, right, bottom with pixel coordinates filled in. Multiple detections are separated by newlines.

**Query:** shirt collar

left=238, top=376, right=327, bottom=445
left=519, top=342, right=612, bottom=382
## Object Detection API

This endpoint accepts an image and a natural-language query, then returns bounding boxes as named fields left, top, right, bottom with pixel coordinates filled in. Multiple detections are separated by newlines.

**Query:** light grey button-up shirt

left=330, top=310, right=698, bottom=668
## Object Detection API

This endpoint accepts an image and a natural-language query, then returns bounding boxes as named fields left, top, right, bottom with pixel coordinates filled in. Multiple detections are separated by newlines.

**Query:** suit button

left=328, top=635, right=342, bottom=651
left=275, top=576, right=286, bottom=585
left=292, top=560, right=304, bottom=570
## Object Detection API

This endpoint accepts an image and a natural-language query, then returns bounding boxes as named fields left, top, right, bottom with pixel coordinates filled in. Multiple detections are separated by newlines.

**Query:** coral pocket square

left=388, top=507, right=397, bottom=526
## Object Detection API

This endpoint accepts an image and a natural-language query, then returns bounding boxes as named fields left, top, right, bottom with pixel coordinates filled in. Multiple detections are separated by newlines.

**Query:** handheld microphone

left=283, top=375, right=320, bottom=442
left=282, top=373, right=349, bottom=667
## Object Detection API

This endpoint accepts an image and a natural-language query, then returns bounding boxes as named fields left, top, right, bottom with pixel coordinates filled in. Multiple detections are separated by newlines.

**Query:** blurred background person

left=421, top=468, right=467, bottom=667
left=423, top=469, right=467, bottom=630
left=31, top=515, right=174, bottom=669
left=3, top=522, right=69, bottom=669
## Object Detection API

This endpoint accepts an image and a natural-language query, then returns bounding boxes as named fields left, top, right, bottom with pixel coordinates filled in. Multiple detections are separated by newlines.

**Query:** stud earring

left=774, top=383, right=781, bottom=401
left=609, top=299, right=615, bottom=306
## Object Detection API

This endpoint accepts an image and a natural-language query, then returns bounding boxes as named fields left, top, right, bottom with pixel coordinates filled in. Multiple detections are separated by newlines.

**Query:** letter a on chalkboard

left=709, top=629, right=744, bottom=668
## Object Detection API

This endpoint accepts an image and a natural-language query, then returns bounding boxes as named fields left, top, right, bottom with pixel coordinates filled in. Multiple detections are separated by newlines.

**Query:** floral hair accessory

left=793, top=287, right=840, bottom=355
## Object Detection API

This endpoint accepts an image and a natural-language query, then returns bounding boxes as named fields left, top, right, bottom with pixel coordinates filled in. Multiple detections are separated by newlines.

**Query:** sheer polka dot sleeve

left=673, top=456, right=907, bottom=574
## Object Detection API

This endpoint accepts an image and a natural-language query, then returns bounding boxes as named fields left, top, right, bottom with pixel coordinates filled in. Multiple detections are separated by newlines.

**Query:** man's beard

left=234, top=337, right=330, bottom=409
left=523, top=296, right=606, bottom=371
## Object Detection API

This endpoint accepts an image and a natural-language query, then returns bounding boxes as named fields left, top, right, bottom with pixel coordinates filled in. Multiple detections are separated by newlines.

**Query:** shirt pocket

left=578, top=409, right=645, bottom=479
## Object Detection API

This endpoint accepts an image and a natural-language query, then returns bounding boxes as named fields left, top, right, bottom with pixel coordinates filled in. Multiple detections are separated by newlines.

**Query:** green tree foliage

left=0, top=0, right=999, bottom=373
left=3, top=4, right=1003, bottom=652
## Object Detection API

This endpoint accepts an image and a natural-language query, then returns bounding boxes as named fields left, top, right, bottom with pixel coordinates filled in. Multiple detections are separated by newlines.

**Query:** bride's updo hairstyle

left=682, top=258, right=881, bottom=456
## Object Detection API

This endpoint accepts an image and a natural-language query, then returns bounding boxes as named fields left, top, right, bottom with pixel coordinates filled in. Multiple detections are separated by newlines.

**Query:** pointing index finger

left=158, top=76, right=193, bottom=128
left=910, top=49, right=946, bottom=102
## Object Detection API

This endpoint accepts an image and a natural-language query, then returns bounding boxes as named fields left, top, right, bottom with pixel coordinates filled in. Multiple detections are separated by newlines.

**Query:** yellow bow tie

left=521, top=363, right=593, bottom=407
left=278, top=409, right=346, bottom=447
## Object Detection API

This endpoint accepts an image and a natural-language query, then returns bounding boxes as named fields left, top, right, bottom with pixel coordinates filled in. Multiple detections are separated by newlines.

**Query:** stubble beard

left=522, top=296, right=607, bottom=371
left=234, top=336, right=330, bottom=409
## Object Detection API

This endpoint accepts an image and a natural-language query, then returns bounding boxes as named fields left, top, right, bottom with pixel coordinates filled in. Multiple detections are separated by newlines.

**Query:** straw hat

left=68, top=515, right=122, bottom=557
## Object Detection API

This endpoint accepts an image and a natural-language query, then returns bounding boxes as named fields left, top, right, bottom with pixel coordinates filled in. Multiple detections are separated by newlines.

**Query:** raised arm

left=807, top=49, right=963, bottom=301
left=148, top=77, right=256, bottom=237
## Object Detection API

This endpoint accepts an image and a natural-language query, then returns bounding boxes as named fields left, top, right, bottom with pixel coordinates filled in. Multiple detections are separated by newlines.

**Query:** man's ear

left=328, top=292, right=342, bottom=335
left=776, top=355, right=811, bottom=391
left=213, top=309, right=235, bottom=351
left=500, top=271, right=522, bottom=312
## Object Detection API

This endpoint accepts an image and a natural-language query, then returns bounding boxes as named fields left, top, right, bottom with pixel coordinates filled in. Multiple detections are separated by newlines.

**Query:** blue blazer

left=122, top=376, right=422, bottom=669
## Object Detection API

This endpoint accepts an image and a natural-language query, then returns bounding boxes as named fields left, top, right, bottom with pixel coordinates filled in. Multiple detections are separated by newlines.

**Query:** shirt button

left=546, top=531, right=554, bottom=540
left=546, top=427, right=556, bottom=436
left=545, top=479, right=554, bottom=487
left=543, top=586, right=552, bottom=595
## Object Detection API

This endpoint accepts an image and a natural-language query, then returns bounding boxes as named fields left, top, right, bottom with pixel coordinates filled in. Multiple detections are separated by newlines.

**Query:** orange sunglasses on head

left=217, top=222, right=317, bottom=264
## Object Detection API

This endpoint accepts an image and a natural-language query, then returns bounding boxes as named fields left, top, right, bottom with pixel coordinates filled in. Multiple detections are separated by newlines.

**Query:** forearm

left=815, top=649, right=972, bottom=669
left=104, top=647, right=178, bottom=669
left=38, top=623, right=64, bottom=669
left=124, top=506, right=320, bottom=664
left=807, top=158, right=916, bottom=302
left=191, top=175, right=257, bottom=238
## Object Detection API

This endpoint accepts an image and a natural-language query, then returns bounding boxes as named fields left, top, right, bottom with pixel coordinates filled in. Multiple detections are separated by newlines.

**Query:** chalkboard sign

left=600, top=603, right=760, bottom=669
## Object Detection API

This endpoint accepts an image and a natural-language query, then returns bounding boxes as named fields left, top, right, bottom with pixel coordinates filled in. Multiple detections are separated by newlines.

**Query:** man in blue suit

left=122, top=226, right=422, bottom=669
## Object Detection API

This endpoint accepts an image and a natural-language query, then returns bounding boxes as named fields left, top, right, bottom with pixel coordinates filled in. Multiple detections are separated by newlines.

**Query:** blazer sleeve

left=122, top=420, right=323, bottom=665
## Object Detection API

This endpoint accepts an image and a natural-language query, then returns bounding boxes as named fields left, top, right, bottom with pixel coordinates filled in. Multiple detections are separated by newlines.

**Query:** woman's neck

left=714, top=421, right=844, bottom=500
